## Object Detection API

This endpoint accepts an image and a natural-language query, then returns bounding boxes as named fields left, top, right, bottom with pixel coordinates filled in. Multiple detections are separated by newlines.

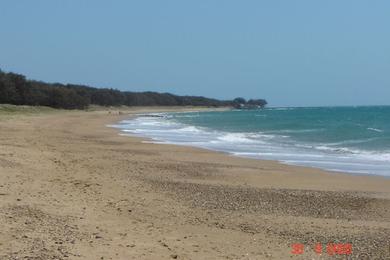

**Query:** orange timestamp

left=291, top=243, right=352, bottom=256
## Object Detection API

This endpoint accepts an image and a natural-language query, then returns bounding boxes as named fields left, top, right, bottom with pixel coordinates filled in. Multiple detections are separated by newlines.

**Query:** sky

left=1, top=1, right=389, bottom=107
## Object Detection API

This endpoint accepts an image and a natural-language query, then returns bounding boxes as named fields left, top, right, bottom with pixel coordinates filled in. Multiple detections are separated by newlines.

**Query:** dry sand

left=0, top=107, right=389, bottom=259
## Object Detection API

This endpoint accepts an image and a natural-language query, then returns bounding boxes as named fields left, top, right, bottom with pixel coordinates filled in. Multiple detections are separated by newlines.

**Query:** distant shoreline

left=0, top=69, right=266, bottom=110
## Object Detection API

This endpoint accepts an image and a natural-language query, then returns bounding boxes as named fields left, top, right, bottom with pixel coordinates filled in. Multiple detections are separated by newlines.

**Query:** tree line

left=0, top=69, right=267, bottom=109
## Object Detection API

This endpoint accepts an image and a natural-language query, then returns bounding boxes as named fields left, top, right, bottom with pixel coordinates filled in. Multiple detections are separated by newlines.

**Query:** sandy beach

left=0, top=107, right=389, bottom=259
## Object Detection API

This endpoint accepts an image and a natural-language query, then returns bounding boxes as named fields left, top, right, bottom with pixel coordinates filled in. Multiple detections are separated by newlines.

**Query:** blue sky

left=1, top=1, right=389, bottom=106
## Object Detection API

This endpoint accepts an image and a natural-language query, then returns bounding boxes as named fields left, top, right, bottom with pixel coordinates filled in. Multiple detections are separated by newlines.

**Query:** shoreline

left=114, top=109, right=390, bottom=180
left=1, top=108, right=389, bottom=259
left=113, top=113, right=390, bottom=194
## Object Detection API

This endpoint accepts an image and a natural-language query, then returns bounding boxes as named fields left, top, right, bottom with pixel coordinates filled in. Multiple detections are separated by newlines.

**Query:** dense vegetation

left=0, top=69, right=267, bottom=109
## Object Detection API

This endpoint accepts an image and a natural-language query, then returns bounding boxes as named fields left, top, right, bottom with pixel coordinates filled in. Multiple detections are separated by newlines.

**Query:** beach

left=1, top=108, right=389, bottom=259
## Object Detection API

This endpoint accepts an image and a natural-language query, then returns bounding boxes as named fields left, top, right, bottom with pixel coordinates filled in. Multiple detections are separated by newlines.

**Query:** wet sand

left=0, top=108, right=389, bottom=259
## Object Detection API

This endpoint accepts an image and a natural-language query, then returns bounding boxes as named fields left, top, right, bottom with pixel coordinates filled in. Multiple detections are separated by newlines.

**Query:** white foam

left=177, top=126, right=202, bottom=133
left=269, top=128, right=324, bottom=134
left=367, top=127, right=384, bottom=133
left=217, top=133, right=255, bottom=143
left=325, top=137, right=380, bottom=146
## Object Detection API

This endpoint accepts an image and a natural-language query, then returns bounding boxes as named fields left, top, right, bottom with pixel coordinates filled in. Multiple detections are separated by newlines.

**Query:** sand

left=0, top=107, right=389, bottom=259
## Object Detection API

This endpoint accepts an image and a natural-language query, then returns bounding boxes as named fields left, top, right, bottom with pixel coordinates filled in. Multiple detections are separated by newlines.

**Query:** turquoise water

left=113, top=106, right=390, bottom=176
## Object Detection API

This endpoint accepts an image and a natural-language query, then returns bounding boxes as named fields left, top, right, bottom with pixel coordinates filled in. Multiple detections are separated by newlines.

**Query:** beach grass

left=0, top=104, right=60, bottom=119
left=0, top=104, right=118, bottom=115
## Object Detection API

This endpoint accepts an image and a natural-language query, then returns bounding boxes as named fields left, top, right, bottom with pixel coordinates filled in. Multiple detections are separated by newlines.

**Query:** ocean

left=112, top=106, right=390, bottom=177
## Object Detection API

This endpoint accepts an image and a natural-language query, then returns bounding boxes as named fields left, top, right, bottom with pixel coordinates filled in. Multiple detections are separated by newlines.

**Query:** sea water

left=112, top=106, right=390, bottom=176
